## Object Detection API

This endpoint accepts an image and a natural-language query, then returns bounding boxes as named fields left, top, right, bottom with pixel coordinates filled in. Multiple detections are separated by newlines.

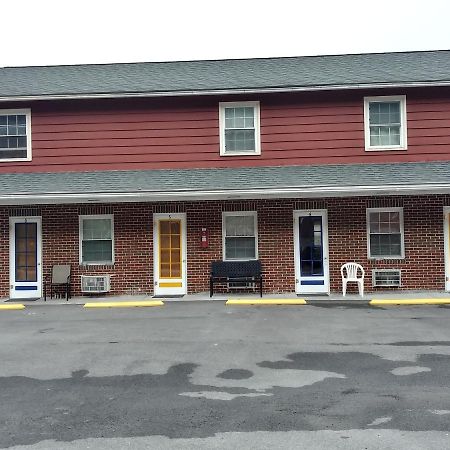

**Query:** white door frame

left=9, top=216, right=43, bottom=299
left=153, top=213, right=187, bottom=296
left=293, top=209, right=330, bottom=294
left=444, top=207, right=450, bottom=291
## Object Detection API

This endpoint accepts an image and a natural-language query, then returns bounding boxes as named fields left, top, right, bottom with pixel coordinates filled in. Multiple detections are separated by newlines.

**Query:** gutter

left=1, top=183, right=450, bottom=205
left=1, top=81, right=450, bottom=103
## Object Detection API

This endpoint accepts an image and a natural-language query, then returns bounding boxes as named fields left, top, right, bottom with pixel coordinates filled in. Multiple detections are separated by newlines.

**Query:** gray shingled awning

left=1, top=161, right=450, bottom=205
left=1, top=50, right=450, bottom=100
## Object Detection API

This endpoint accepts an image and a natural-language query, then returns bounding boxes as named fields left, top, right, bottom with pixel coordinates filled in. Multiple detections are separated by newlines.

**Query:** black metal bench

left=210, top=260, right=263, bottom=297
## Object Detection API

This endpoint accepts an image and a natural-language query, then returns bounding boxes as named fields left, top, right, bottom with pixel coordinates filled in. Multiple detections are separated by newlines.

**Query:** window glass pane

left=369, top=101, right=400, bottom=125
left=370, top=134, right=380, bottom=147
left=225, top=108, right=234, bottom=119
left=160, top=264, right=170, bottom=277
left=225, top=215, right=255, bottom=237
left=370, top=125, right=401, bottom=146
left=160, top=221, right=170, bottom=234
left=82, top=240, right=112, bottom=263
left=225, top=237, right=256, bottom=260
left=160, top=249, right=170, bottom=264
left=171, top=264, right=181, bottom=278
left=18, top=136, right=27, bottom=148
left=224, top=107, right=255, bottom=129
left=225, top=129, right=255, bottom=152
left=369, top=212, right=380, bottom=233
left=390, top=131, right=400, bottom=146
left=235, top=115, right=245, bottom=128
left=370, top=211, right=401, bottom=234
left=299, top=216, right=324, bottom=276
left=82, top=218, right=112, bottom=240
left=370, top=233, right=402, bottom=257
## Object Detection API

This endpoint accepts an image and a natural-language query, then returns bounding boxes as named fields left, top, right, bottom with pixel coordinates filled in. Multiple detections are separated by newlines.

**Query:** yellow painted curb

left=226, top=298, right=307, bottom=305
left=84, top=300, right=164, bottom=308
left=0, top=304, right=25, bottom=310
left=370, top=298, right=450, bottom=306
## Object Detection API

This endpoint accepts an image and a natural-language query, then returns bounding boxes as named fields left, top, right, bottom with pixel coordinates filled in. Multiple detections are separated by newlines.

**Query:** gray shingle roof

left=1, top=50, right=449, bottom=100
left=0, top=161, right=449, bottom=202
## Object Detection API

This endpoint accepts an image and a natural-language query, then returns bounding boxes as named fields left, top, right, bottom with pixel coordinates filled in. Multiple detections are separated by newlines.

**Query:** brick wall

left=0, top=194, right=448, bottom=298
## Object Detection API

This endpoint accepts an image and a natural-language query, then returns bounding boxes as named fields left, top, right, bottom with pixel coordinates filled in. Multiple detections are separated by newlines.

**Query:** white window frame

left=0, top=108, right=32, bottom=162
left=219, top=101, right=261, bottom=156
left=79, top=214, right=115, bottom=265
left=366, top=207, right=405, bottom=259
left=222, top=211, right=258, bottom=261
left=364, top=95, right=407, bottom=151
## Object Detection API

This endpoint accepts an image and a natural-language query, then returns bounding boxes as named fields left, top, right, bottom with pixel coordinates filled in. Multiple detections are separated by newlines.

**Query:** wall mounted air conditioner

left=372, top=269, right=401, bottom=287
left=81, top=275, right=111, bottom=293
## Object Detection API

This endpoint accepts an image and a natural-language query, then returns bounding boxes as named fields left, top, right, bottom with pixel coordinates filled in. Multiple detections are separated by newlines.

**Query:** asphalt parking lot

left=1, top=302, right=450, bottom=449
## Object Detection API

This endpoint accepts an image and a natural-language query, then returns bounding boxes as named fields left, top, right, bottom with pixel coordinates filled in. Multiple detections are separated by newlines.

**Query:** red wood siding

left=0, top=88, right=450, bottom=173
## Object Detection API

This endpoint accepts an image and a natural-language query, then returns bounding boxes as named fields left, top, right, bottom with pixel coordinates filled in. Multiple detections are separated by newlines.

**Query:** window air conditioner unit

left=81, top=275, right=111, bottom=293
left=372, top=269, right=401, bottom=287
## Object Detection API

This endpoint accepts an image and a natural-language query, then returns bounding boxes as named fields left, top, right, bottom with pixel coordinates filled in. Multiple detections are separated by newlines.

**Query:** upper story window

left=364, top=96, right=407, bottom=151
left=367, top=208, right=404, bottom=259
left=0, top=109, right=32, bottom=161
left=79, top=215, right=114, bottom=265
left=222, top=211, right=258, bottom=260
left=219, top=101, right=261, bottom=156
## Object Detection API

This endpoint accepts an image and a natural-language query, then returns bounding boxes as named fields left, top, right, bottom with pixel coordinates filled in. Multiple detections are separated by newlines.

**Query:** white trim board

left=3, top=183, right=450, bottom=205
left=1, top=81, right=450, bottom=103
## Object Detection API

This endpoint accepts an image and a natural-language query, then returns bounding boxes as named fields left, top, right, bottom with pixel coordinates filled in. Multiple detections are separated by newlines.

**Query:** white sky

left=2, top=0, right=450, bottom=67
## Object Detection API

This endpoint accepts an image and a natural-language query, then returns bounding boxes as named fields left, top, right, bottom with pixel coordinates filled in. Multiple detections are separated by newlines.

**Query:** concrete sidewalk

left=3, top=290, right=450, bottom=306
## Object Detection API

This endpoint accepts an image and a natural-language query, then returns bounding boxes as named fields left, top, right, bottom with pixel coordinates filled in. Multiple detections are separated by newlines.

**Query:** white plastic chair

left=340, top=263, right=365, bottom=297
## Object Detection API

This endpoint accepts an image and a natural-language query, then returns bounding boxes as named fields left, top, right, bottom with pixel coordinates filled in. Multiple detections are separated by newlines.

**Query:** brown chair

left=44, top=265, right=71, bottom=301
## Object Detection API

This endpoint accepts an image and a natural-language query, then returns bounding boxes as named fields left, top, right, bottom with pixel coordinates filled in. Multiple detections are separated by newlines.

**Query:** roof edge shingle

left=1, top=49, right=449, bottom=100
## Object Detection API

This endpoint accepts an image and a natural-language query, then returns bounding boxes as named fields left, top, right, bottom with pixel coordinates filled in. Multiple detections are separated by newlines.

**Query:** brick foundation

left=1, top=195, right=448, bottom=298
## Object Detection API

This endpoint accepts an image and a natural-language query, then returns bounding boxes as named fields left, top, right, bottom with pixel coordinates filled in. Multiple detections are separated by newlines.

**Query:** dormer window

left=0, top=109, right=32, bottom=161
left=219, top=101, right=261, bottom=156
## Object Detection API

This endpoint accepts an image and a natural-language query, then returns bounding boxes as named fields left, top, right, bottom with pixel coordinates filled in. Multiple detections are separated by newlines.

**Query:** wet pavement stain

left=217, top=369, right=254, bottom=379
left=1, top=353, right=450, bottom=447
left=386, top=341, right=450, bottom=346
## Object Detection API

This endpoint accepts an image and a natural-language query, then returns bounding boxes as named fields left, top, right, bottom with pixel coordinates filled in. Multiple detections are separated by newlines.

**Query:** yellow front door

left=154, top=213, right=186, bottom=296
